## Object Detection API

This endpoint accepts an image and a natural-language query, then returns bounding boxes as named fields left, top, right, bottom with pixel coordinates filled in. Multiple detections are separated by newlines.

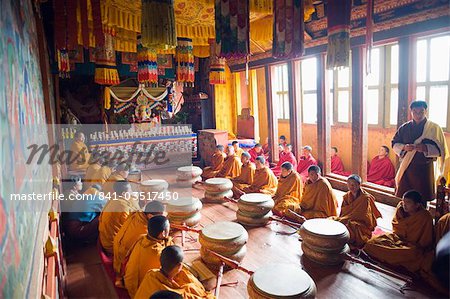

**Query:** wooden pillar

left=351, top=46, right=368, bottom=180
left=397, top=37, right=413, bottom=127
left=288, top=61, right=302, bottom=158
left=316, top=54, right=331, bottom=174
left=265, top=66, right=279, bottom=161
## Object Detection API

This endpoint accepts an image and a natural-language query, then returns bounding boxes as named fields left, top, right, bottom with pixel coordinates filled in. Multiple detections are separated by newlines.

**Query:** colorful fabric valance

left=94, top=32, right=120, bottom=85
left=141, top=0, right=177, bottom=50
left=272, top=0, right=305, bottom=59
left=137, top=44, right=158, bottom=86
left=215, top=0, right=250, bottom=59
left=176, top=38, right=195, bottom=86
left=326, top=0, right=352, bottom=69
left=209, top=39, right=226, bottom=85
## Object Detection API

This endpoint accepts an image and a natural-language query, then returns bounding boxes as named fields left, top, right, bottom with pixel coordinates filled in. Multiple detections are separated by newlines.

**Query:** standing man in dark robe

left=392, top=100, right=449, bottom=201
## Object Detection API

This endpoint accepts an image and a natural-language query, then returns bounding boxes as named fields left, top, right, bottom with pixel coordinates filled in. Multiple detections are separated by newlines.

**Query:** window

left=298, top=57, right=318, bottom=124
left=329, top=65, right=352, bottom=124
left=271, top=64, right=290, bottom=120
left=415, top=34, right=450, bottom=130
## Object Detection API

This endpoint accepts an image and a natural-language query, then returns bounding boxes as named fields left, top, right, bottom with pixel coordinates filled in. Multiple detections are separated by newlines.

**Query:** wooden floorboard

left=63, top=169, right=442, bottom=298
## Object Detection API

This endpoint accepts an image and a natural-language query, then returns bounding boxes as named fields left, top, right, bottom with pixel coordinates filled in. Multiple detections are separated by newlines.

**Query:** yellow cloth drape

left=214, top=65, right=237, bottom=135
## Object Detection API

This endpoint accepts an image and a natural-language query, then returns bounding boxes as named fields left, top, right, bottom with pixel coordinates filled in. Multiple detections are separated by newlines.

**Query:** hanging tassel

left=176, top=37, right=195, bottom=87
left=104, top=87, right=111, bottom=110
left=326, top=0, right=352, bottom=70
left=57, top=49, right=71, bottom=78
left=137, top=43, right=158, bottom=87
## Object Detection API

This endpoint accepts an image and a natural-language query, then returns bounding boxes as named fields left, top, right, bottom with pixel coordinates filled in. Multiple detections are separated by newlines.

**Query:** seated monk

left=202, top=145, right=226, bottom=180
left=68, top=132, right=91, bottom=171
left=299, top=165, right=338, bottom=219
left=278, top=135, right=287, bottom=147
left=241, top=156, right=278, bottom=196
left=84, top=156, right=112, bottom=188
left=103, top=162, right=130, bottom=196
left=435, top=213, right=450, bottom=245
left=62, top=179, right=105, bottom=243
left=216, top=145, right=242, bottom=179
left=231, top=152, right=256, bottom=198
left=272, top=162, right=303, bottom=216
left=364, top=190, right=433, bottom=273
left=135, top=245, right=215, bottom=299
left=297, top=146, right=318, bottom=182
left=248, top=143, right=269, bottom=165
left=271, top=144, right=298, bottom=177
left=124, top=216, right=175, bottom=298
left=232, top=140, right=244, bottom=158
left=331, top=147, right=350, bottom=176
left=331, top=175, right=382, bottom=248
left=367, top=146, right=395, bottom=187
left=113, top=201, right=166, bottom=287
left=98, top=180, right=140, bottom=254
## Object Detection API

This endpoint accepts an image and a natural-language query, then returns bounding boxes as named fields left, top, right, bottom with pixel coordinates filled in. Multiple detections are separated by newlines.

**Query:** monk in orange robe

left=272, top=162, right=303, bottom=216
left=232, top=140, right=244, bottom=158
left=84, top=157, right=112, bottom=188
left=242, top=156, right=278, bottom=196
left=435, top=213, right=450, bottom=245
left=364, top=190, right=434, bottom=273
left=231, top=152, right=256, bottom=198
left=271, top=144, right=298, bottom=177
left=299, top=165, right=338, bottom=219
left=202, top=145, right=226, bottom=180
left=297, top=146, right=318, bottom=182
left=367, top=146, right=396, bottom=187
left=124, top=216, right=175, bottom=298
left=331, top=147, right=350, bottom=176
left=98, top=180, right=140, bottom=254
left=331, top=175, right=382, bottom=248
left=68, top=132, right=91, bottom=171
left=102, top=162, right=130, bottom=196
left=135, top=245, right=215, bottom=299
left=216, top=145, right=242, bottom=179
left=113, top=201, right=166, bottom=287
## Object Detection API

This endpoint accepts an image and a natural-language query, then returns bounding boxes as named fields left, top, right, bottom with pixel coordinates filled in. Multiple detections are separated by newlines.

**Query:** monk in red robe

left=271, top=144, right=298, bottom=177
left=331, top=147, right=350, bottom=176
left=297, top=146, right=318, bottom=182
left=248, top=143, right=269, bottom=166
left=367, top=146, right=395, bottom=187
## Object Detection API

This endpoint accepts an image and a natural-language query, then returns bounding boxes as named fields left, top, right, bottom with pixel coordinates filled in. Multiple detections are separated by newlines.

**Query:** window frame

left=271, top=63, right=290, bottom=120
left=295, top=57, right=318, bottom=124
left=415, top=34, right=450, bottom=131
left=329, top=64, right=352, bottom=125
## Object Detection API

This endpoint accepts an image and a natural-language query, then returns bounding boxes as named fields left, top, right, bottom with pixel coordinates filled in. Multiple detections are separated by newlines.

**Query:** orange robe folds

left=243, top=167, right=278, bottom=196
left=231, top=162, right=256, bottom=196
left=435, top=213, right=450, bottom=244
left=68, top=140, right=91, bottom=171
left=332, top=190, right=382, bottom=247
left=216, top=154, right=242, bottom=179
left=98, top=196, right=140, bottom=254
left=135, top=268, right=215, bottom=299
left=202, top=152, right=225, bottom=180
left=113, top=212, right=148, bottom=275
left=296, top=155, right=318, bottom=182
left=331, top=155, right=350, bottom=176
left=102, top=172, right=126, bottom=196
left=272, top=171, right=303, bottom=215
left=367, top=156, right=395, bottom=187
left=85, top=164, right=112, bottom=188
left=300, top=177, right=338, bottom=219
left=271, top=152, right=298, bottom=177
left=364, top=203, right=433, bottom=272
left=124, top=236, right=174, bottom=298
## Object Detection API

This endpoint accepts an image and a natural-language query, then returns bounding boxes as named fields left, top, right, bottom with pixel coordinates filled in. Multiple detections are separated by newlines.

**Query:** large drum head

left=240, top=193, right=272, bottom=204
left=251, top=264, right=314, bottom=297
left=302, top=218, right=349, bottom=238
left=177, top=166, right=203, bottom=178
left=167, top=197, right=202, bottom=213
left=141, top=179, right=169, bottom=189
left=201, top=221, right=246, bottom=242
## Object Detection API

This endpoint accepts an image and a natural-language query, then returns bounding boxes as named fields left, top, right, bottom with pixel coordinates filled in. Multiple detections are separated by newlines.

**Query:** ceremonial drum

left=128, top=169, right=141, bottom=192
left=236, top=193, right=274, bottom=227
left=167, top=197, right=202, bottom=227
left=299, top=219, right=350, bottom=266
left=203, top=178, right=233, bottom=203
left=247, top=264, right=317, bottom=299
left=199, top=221, right=248, bottom=269
left=176, top=166, right=203, bottom=187
left=141, top=179, right=169, bottom=203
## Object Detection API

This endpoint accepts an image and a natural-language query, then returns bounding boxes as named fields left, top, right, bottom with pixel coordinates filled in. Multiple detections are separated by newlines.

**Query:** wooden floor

left=64, top=169, right=443, bottom=298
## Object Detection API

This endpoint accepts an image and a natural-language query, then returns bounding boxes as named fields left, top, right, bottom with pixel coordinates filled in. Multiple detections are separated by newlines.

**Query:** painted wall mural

left=0, top=0, right=53, bottom=297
